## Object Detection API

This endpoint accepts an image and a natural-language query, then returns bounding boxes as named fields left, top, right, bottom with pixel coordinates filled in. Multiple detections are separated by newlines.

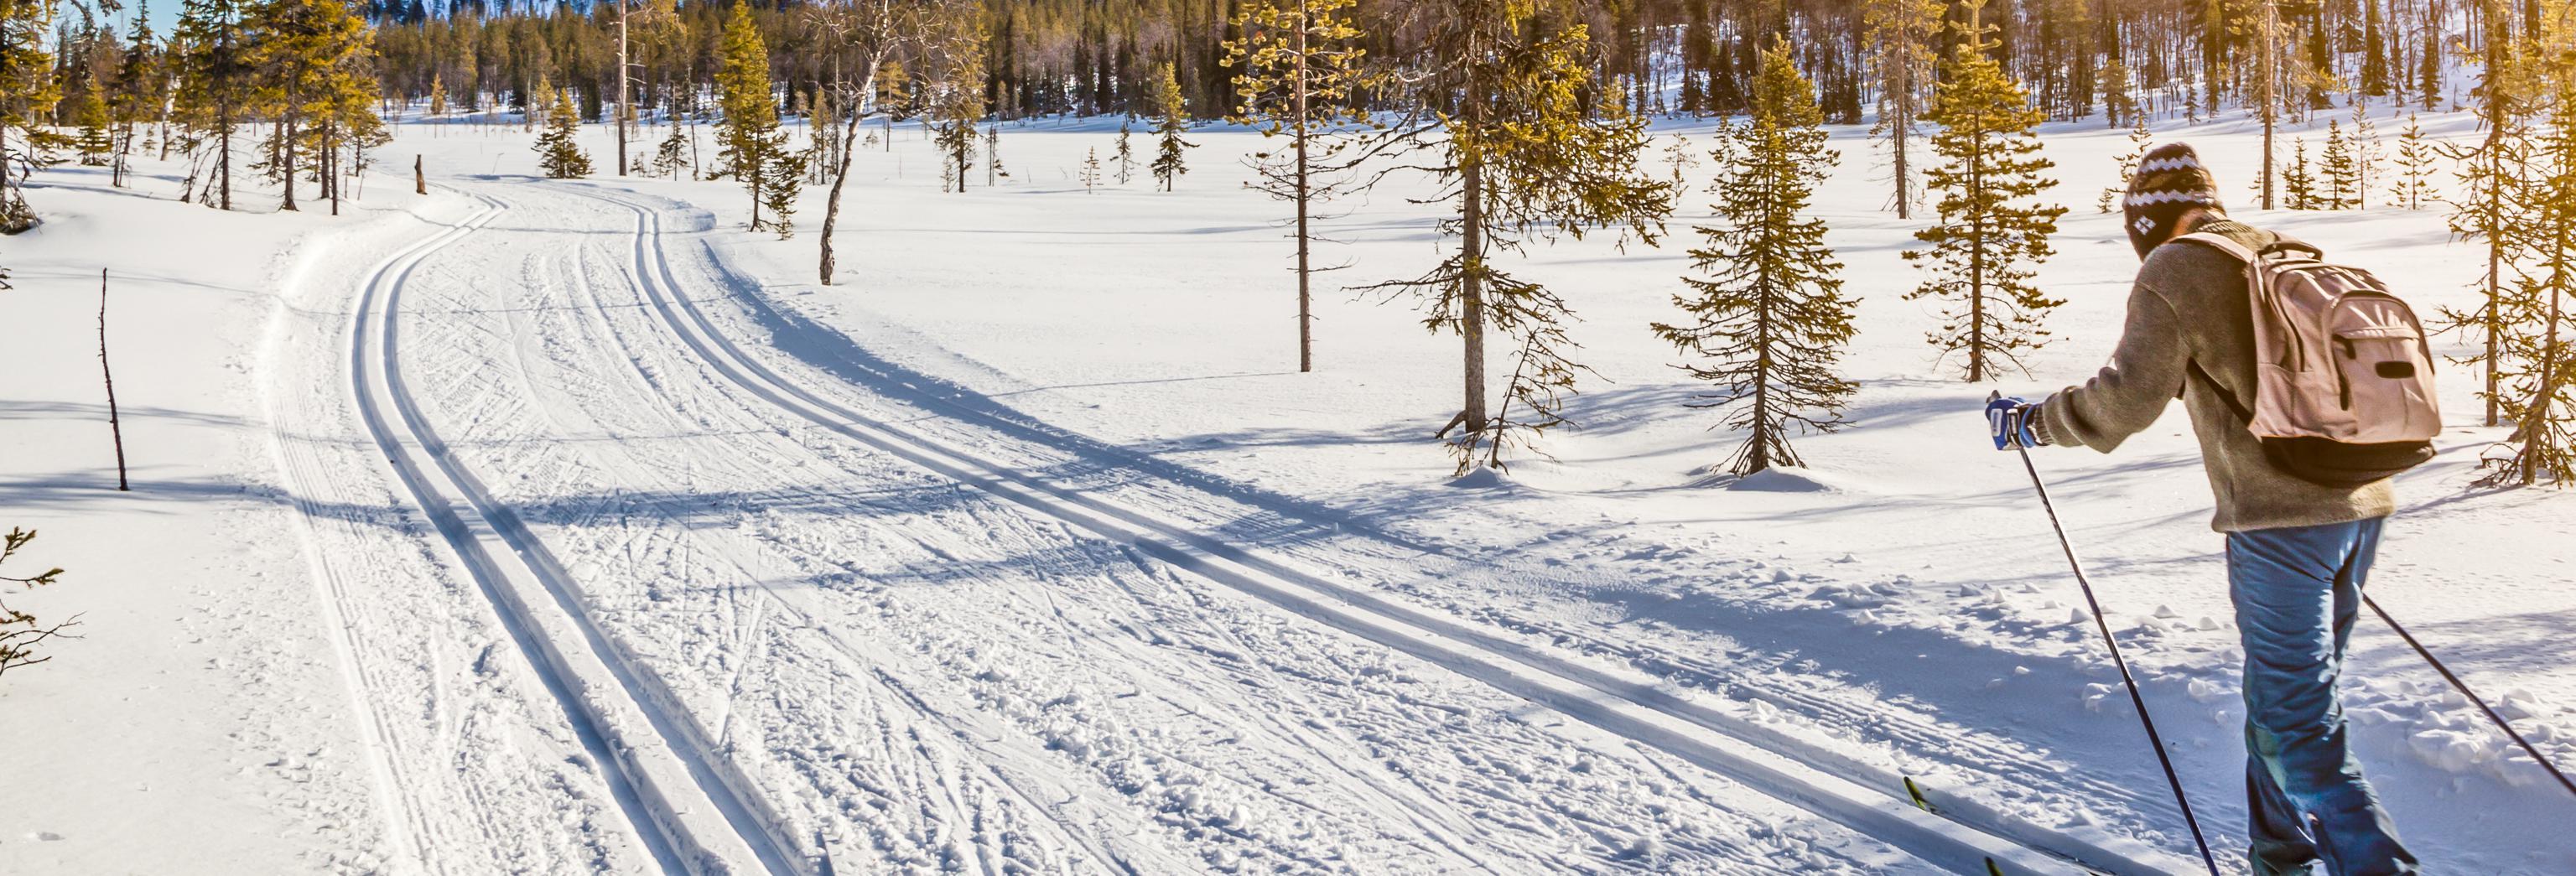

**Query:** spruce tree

left=1081, top=147, right=1101, bottom=193
left=1114, top=119, right=1135, bottom=184
left=714, top=1, right=786, bottom=229
left=1350, top=0, right=1672, bottom=470
left=173, top=0, right=251, bottom=210
left=2490, top=73, right=2576, bottom=486
left=0, top=526, right=70, bottom=677
left=73, top=80, right=113, bottom=167
left=1652, top=39, right=1853, bottom=477
left=652, top=122, right=688, bottom=179
left=984, top=124, right=1005, bottom=185
left=2360, top=0, right=2392, bottom=97
left=2100, top=53, right=2139, bottom=130
left=1225, top=0, right=1371, bottom=371
left=1863, top=0, right=1940, bottom=219
left=0, top=0, right=60, bottom=228
left=2283, top=137, right=2319, bottom=209
left=1150, top=62, right=1193, bottom=191
left=2388, top=112, right=2438, bottom=210
left=928, top=14, right=985, bottom=193
left=110, top=8, right=165, bottom=189
left=533, top=86, right=591, bottom=179
left=2099, top=113, right=2152, bottom=213
left=2320, top=121, right=2360, bottom=210
left=1904, top=0, right=2066, bottom=383
left=243, top=0, right=371, bottom=212
left=2350, top=106, right=2386, bottom=210
left=427, top=75, right=446, bottom=117
left=2442, top=0, right=2533, bottom=427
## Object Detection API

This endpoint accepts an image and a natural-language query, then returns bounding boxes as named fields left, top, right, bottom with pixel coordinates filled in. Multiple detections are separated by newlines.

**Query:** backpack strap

left=2168, top=231, right=2265, bottom=425
left=2172, top=231, right=2258, bottom=262
left=2185, top=358, right=2257, bottom=426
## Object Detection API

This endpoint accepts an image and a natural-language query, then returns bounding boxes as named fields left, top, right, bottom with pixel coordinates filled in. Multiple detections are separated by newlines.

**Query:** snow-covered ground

left=2, top=101, right=2570, bottom=874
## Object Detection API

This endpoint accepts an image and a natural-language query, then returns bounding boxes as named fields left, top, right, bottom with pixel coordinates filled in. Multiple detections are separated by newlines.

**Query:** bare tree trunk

left=100, top=270, right=129, bottom=492
left=416, top=154, right=427, bottom=194
left=1460, top=156, right=1488, bottom=437
left=819, top=87, right=872, bottom=285
left=618, top=0, right=631, bottom=176
left=1293, top=0, right=1313, bottom=372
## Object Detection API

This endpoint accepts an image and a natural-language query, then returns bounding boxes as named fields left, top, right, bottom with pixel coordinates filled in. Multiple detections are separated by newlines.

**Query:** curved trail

left=572, top=187, right=2168, bottom=874
left=345, top=191, right=797, bottom=876
left=283, top=177, right=2225, bottom=873
left=313, top=179, right=1929, bottom=873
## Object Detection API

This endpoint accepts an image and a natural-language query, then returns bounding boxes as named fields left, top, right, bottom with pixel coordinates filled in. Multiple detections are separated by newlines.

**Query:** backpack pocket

left=2328, top=295, right=2442, bottom=444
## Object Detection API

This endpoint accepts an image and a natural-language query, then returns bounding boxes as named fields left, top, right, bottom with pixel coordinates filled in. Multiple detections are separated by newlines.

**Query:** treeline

left=344, top=0, right=2474, bottom=127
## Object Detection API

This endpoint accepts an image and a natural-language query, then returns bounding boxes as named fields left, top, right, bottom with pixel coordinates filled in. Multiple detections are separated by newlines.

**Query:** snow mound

left=1724, top=466, right=1847, bottom=494
left=1448, top=466, right=1511, bottom=489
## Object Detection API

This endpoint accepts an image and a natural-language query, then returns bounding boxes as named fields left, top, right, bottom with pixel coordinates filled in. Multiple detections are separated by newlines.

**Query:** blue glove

left=1987, top=396, right=2044, bottom=450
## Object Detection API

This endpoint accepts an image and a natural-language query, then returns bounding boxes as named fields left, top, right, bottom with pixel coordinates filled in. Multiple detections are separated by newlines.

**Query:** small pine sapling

left=2388, top=113, right=2438, bottom=210
left=2320, top=120, right=2360, bottom=210
left=1149, top=64, right=1193, bottom=191
left=533, top=87, right=593, bottom=179
left=0, top=527, right=70, bottom=678
left=1081, top=147, right=1101, bottom=193
left=2283, top=137, right=2319, bottom=210
left=2099, top=113, right=2151, bottom=213
left=1114, top=120, right=1137, bottom=184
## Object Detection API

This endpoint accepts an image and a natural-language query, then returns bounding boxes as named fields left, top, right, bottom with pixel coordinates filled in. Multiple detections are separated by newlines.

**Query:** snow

left=1, top=100, right=2570, bottom=874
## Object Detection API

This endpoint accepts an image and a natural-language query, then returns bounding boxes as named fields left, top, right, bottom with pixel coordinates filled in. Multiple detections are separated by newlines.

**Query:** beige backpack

left=2177, top=232, right=2441, bottom=486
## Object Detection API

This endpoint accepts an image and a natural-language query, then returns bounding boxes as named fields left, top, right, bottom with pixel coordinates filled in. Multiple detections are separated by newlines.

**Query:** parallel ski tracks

left=344, top=192, right=805, bottom=876
left=577, top=188, right=2186, bottom=875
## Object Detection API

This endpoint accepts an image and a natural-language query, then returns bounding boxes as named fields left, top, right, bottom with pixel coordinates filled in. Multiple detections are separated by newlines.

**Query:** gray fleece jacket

left=2035, top=219, right=2397, bottom=532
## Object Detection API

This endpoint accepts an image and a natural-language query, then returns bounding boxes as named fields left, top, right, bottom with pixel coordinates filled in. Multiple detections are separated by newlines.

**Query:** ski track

left=274, top=175, right=2272, bottom=874
left=263, top=179, right=1938, bottom=874
left=554, top=182, right=2143, bottom=874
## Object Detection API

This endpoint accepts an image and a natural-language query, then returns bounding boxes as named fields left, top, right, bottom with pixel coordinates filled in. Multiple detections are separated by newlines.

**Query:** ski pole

left=1997, top=400, right=2223, bottom=876
left=2362, top=594, right=2576, bottom=801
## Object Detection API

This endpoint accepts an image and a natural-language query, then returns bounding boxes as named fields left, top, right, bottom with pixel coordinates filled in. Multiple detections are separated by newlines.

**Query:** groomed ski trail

left=575, top=185, right=2189, bottom=876
left=313, top=179, right=1932, bottom=874
left=344, top=190, right=803, bottom=876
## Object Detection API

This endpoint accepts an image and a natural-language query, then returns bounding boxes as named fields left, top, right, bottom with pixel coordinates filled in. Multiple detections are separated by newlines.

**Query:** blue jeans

left=2228, top=517, right=2418, bottom=876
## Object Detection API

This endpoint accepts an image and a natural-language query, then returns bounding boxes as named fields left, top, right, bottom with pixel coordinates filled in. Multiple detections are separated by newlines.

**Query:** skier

left=1984, top=143, right=2420, bottom=876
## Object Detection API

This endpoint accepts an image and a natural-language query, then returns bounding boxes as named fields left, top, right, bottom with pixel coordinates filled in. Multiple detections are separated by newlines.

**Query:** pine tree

left=2350, top=106, right=2386, bottom=210
left=2418, top=18, right=2444, bottom=110
left=1226, top=0, right=1372, bottom=372
left=1150, top=62, right=1193, bottom=191
left=652, top=122, right=688, bottom=179
left=2441, top=0, right=2534, bottom=427
left=109, top=8, right=165, bottom=189
left=2100, top=52, right=2139, bottom=129
left=0, top=0, right=61, bottom=228
left=2320, top=121, right=2360, bottom=210
left=1350, top=0, right=1672, bottom=470
left=1661, top=134, right=1699, bottom=185
left=1905, top=0, right=2067, bottom=383
left=0, top=526, right=70, bottom=677
left=73, top=80, right=113, bottom=167
left=714, top=1, right=786, bottom=229
left=1114, top=119, right=1135, bottom=184
left=928, top=11, right=985, bottom=194
left=2361, top=0, right=2392, bottom=97
left=2491, top=62, right=2576, bottom=486
left=1652, top=39, right=1853, bottom=477
left=244, top=0, right=372, bottom=212
left=1863, top=0, right=1940, bottom=219
left=427, top=74, right=446, bottom=117
left=533, top=86, right=591, bottom=178
left=2388, top=112, right=2439, bottom=210
left=173, top=0, right=251, bottom=210
left=1081, top=146, right=1101, bottom=193
left=2099, top=113, right=2152, bottom=213
left=984, top=123, right=1005, bottom=185
left=2283, top=137, right=2319, bottom=209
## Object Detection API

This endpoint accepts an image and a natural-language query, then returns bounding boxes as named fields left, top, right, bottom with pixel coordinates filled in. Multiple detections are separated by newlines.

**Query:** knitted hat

left=2122, top=143, right=2227, bottom=258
